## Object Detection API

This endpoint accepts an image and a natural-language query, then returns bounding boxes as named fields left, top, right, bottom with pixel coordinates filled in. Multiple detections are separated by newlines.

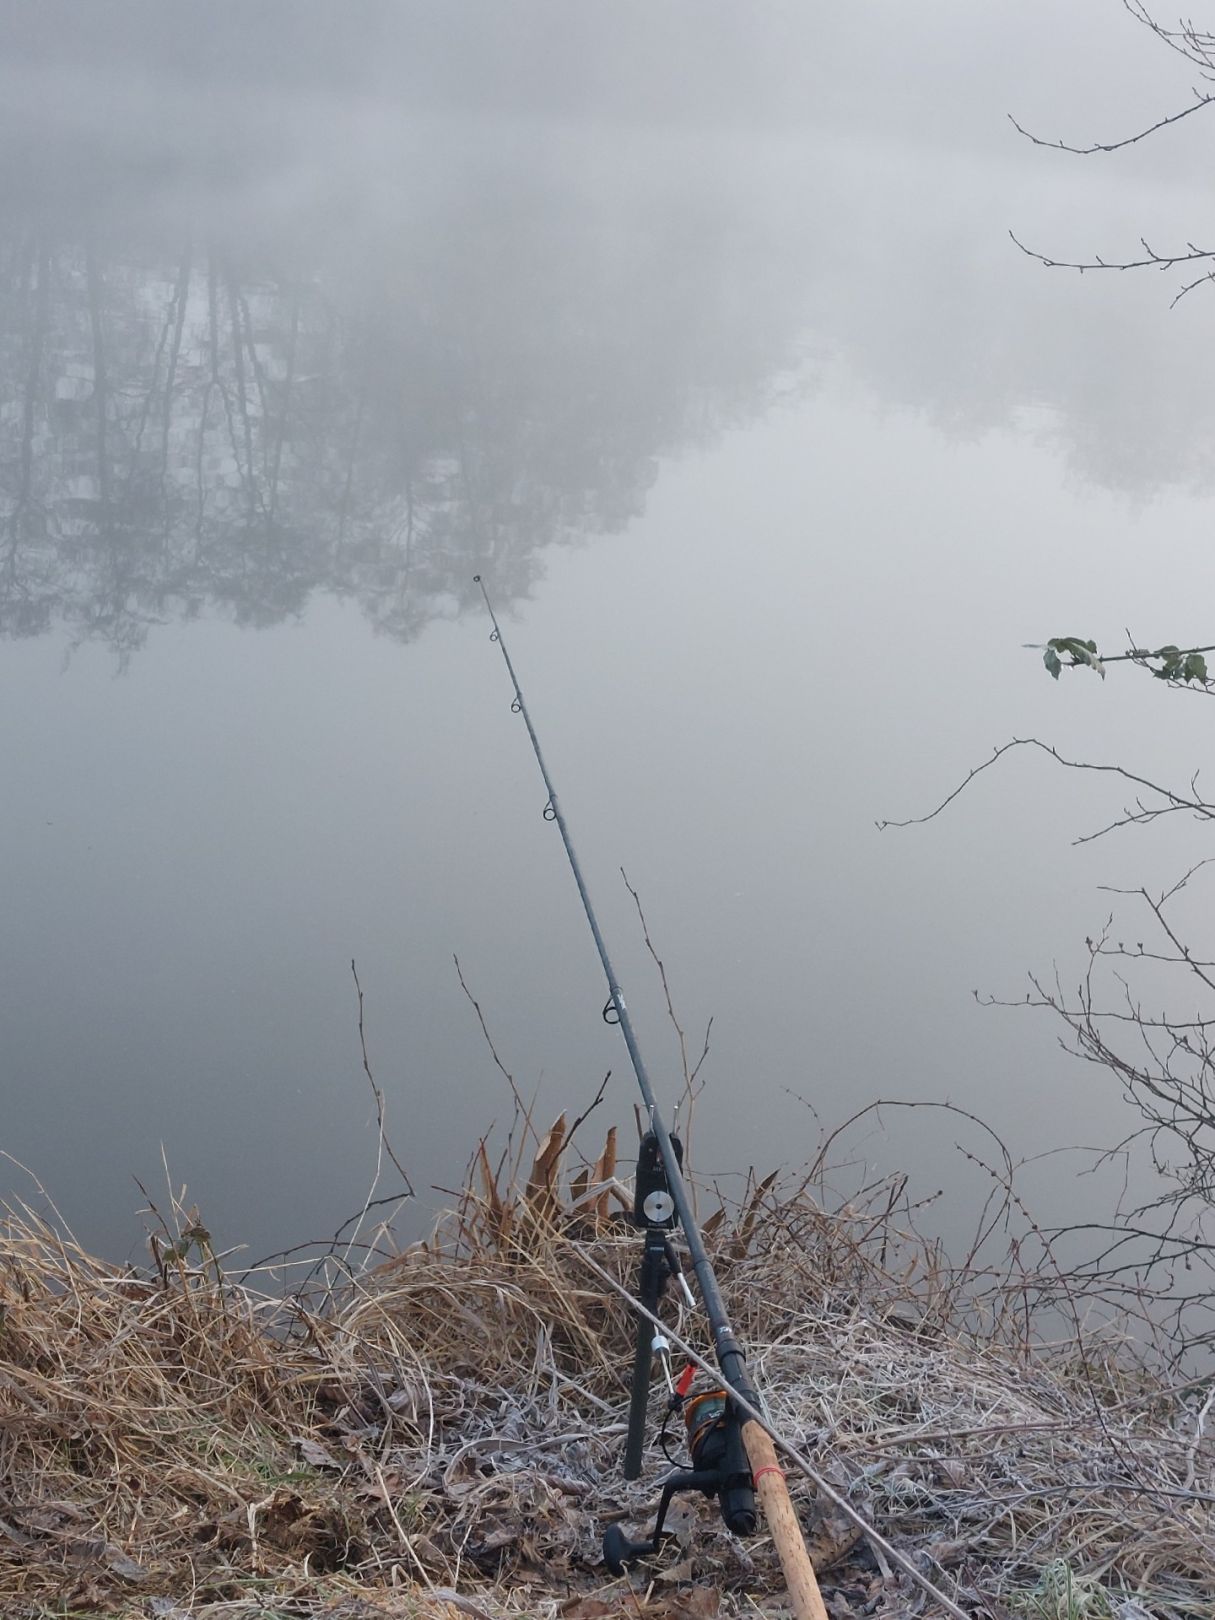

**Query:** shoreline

left=2, top=1128, right=1211, bottom=1619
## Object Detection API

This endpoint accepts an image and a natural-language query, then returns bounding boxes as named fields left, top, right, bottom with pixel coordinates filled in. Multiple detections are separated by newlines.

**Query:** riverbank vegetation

left=2, top=1112, right=1211, bottom=1620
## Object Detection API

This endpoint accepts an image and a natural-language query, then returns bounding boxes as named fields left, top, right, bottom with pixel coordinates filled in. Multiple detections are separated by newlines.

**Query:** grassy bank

left=1, top=1126, right=1212, bottom=1620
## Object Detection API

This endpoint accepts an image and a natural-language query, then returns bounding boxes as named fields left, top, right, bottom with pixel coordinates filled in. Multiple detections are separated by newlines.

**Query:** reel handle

left=602, top=1523, right=665, bottom=1574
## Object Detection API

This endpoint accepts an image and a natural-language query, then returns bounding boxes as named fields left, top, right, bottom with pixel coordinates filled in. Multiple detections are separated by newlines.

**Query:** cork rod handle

left=742, top=1419, right=829, bottom=1620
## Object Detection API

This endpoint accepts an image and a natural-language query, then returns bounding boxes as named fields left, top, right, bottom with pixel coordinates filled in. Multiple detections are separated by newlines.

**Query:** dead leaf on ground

left=295, top=1433, right=344, bottom=1469
left=655, top=1587, right=721, bottom=1620
left=560, top=1598, right=617, bottom=1620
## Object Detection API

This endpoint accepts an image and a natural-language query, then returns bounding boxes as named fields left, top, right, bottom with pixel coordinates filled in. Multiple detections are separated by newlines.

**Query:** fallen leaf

left=65, top=1538, right=148, bottom=1582
left=294, top=1434, right=343, bottom=1469
left=479, top=1525, right=520, bottom=1551
left=660, top=1588, right=721, bottom=1620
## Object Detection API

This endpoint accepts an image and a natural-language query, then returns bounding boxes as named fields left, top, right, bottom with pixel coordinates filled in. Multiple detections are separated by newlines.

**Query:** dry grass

left=1, top=1124, right=1212, bottom=1620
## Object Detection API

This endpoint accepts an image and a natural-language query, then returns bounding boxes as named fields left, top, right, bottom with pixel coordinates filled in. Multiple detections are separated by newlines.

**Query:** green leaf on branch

left=1153, top=644, right=1182, bottom=681
left=1044, top=636, right=1105, bottom=679
left=1155, top=647, right=1209, bottom=683
left=1035, top=634, right=1211, bottom=685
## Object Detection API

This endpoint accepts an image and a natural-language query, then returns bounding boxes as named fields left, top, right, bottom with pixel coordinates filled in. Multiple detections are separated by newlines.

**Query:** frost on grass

left=0, top=1125, right=1212, bottom=1619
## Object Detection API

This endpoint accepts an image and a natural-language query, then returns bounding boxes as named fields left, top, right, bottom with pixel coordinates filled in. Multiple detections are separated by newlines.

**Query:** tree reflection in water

left=0, top=143, right=813, bottom=660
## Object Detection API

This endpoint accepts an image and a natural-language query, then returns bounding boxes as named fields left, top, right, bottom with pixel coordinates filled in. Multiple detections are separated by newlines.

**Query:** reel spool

left=684, top=1388, right=756, bottom=1538
left=603, top=1378, right=756, bottom=1573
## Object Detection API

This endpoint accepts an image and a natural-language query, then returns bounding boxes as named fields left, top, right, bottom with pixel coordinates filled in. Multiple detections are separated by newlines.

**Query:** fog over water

left=3, top=1, right=1215, bottom=1266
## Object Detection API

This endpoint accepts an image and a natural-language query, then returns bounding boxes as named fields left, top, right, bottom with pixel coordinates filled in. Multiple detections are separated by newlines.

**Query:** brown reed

left=0, top=1121, right=1211, bottom=1619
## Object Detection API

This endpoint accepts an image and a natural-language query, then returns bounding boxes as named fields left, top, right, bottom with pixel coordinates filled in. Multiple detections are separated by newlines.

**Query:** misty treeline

left=0, top=11, right=819, bottom=670
left=0, top=240, right=661, bottom=659
left=0, top=194, right=801, bottom=661
left=0, top=238, right=653, bottom=659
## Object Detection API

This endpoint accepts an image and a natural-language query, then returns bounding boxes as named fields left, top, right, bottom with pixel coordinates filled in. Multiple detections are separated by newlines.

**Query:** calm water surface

left=3, top=3, right=1215, bottom=1267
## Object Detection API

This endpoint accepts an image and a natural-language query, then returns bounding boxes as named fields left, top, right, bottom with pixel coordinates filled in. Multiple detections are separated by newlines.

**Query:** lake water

left=3, top=2, right=1215, bottom=1270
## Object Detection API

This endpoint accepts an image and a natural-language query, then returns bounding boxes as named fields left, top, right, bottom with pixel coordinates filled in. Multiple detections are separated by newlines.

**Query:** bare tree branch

left=1008, top=3, right=1215, bottom=303
left=877, top=737, right=1214, bottom=840
left=1008, top=90, right=1215, bottom=157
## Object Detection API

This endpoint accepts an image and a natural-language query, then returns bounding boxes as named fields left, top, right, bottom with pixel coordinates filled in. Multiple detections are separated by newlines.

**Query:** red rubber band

left=752, top=1464, right=785, bottom=1487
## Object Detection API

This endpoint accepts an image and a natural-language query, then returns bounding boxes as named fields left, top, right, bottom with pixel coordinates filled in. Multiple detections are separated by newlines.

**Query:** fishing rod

left=473, top=576, right=828, bottom=1620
